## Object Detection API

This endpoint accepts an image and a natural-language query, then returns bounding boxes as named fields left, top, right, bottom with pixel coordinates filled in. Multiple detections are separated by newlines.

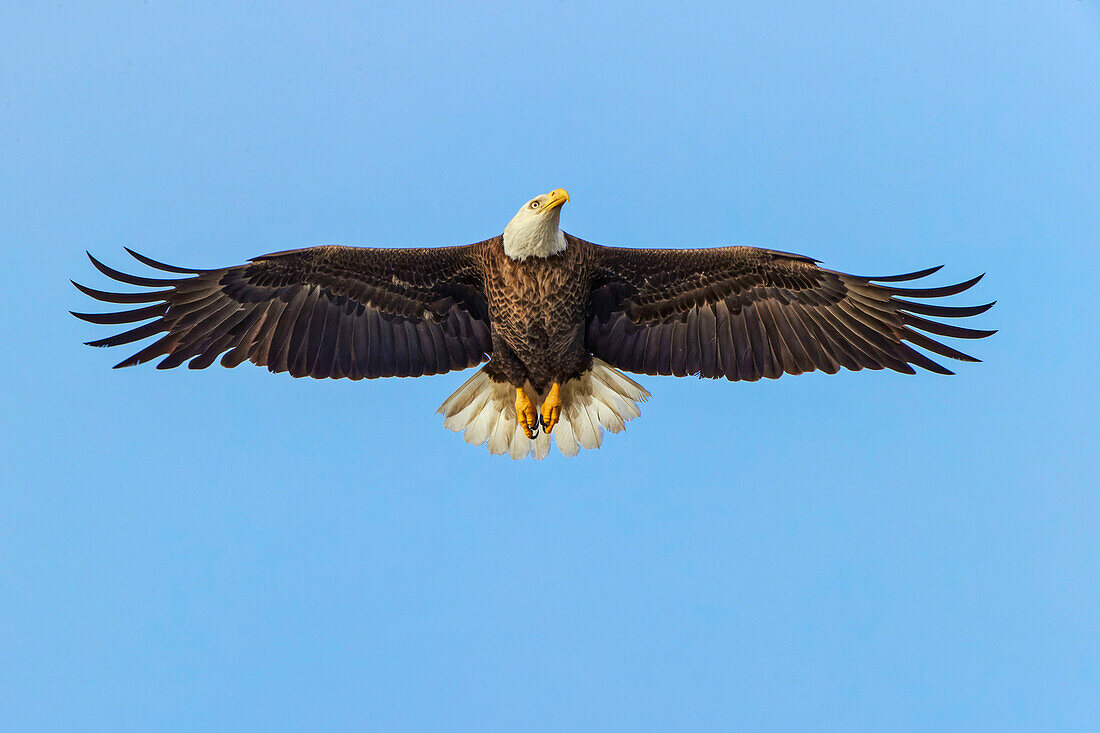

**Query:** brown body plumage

left=73, top=190, right=994, bottom=457
left=482, top=235, right=593, bottom=393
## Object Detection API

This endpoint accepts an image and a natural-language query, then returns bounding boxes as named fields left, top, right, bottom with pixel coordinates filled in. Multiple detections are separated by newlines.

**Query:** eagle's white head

left=503, top=188, right=569, bottom=260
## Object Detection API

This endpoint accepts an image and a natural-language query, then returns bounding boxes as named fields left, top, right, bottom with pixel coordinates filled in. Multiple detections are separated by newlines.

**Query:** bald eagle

left=73, top=189, right=994, bottom=459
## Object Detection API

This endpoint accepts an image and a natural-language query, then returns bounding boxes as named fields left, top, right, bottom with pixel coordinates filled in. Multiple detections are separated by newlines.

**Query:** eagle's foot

left=516, top=388, right=539, bottom=439
left=540, top=382, right=562, bottom=434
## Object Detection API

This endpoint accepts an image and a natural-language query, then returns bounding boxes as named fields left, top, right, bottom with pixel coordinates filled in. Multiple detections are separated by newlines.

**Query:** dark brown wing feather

left=585, top=243, right=994, bottom=380
left=73, top=243, right=493, bottom=378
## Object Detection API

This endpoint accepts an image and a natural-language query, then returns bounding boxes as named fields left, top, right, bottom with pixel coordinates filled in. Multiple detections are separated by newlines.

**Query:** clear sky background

left=2, top=2, right=1098, bottom=730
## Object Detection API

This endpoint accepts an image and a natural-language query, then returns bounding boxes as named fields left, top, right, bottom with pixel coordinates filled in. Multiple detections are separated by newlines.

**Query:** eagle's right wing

left=585, top=243, right=994, bottom=381
left=73, top=242, right=494, bottom=379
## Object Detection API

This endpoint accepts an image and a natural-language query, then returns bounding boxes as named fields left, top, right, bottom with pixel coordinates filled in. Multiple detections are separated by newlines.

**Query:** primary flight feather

left=73, top=189, right=994, bottom=458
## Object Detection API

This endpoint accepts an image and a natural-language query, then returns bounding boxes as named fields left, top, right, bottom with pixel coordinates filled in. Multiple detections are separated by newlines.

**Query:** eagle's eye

left=529, top=201, right=540, bottom=210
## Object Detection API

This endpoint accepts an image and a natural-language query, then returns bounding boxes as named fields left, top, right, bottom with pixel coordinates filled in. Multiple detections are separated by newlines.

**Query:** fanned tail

left=437, top=358, right=649, bottom=459
left=438, top=368, right=552, bottom=459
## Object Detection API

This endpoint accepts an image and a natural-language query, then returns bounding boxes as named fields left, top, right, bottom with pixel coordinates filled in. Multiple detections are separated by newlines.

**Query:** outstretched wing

left=585, top=244, right=994, bottom=380
left=73, top=243, right=493, bottom=379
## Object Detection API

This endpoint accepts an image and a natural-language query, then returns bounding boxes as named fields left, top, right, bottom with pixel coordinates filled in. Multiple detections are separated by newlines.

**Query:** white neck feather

left=503, top=212, right=567, bottom=260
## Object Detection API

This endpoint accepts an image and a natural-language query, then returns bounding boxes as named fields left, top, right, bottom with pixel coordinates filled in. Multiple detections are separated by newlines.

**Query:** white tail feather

left=554, top=415, right=579, bottom=457
left=437, top=358, right=649, bottom=459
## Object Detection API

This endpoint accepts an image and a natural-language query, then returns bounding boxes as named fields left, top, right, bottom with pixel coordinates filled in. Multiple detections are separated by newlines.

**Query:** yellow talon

left=516, top=388, right=538, bottom=439
left=540, top=381, right=562, bottom=434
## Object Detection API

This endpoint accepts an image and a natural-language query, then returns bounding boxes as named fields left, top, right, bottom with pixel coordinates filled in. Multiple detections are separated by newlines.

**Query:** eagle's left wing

left=73, top=243, right=493, bottom=379
left=585, top=243, right=994, bottom=381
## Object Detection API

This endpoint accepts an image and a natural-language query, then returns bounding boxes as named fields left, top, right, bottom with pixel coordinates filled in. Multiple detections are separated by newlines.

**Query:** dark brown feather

left=585, top=242, right=992, bottom=380
left=75, top=244, right=493, bottom=379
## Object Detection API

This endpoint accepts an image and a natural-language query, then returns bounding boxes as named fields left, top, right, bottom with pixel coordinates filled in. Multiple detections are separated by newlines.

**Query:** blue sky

left=2, top=1, right=1098, bottom=730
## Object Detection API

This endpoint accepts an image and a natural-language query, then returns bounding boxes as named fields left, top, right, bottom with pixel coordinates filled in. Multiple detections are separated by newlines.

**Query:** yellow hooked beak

left=542, top=188, right=569, bottom=213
